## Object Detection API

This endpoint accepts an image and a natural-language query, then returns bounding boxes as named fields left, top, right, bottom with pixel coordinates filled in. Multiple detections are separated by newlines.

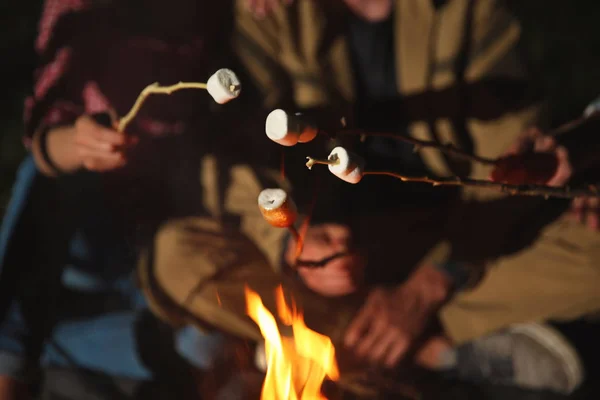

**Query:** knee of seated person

left=151, top=217, right=273, bottom=298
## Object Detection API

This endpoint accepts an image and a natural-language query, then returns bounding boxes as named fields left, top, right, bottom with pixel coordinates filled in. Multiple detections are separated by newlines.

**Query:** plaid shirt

left=24, top=0, right=226, bottom=147
left=0, top=0, right=234, bottom=382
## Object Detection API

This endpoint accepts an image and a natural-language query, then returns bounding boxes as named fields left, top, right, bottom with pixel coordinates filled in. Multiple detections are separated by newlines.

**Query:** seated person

left=0, top=1, right=257, bottom=398
left=139, top=0, right=600, bottom=396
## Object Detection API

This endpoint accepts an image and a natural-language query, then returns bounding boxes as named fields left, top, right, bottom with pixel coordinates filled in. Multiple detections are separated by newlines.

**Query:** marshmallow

left=328, top=146, right=365, bottom=184
left=254, top=341, right=267, bottom=372
left=258, top=188, right=298, bottom=228
left=206, top=68, right=241, bottom=104
left=265, top=109, right=318, bottom=146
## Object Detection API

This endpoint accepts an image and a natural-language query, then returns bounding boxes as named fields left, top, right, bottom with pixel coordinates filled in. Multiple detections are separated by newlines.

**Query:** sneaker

left=451, top=323, right=584, bottom=394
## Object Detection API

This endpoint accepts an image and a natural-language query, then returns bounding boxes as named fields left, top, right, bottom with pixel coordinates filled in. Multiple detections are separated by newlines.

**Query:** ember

left=246, top=285, right=339, bottom=399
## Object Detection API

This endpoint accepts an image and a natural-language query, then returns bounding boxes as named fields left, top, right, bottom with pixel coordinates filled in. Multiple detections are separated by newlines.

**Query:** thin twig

left=337, top=129, right=498, bottom=165
left=305, top=154, right=600, bottom=199
left=333, top=111, right=600, bottom=168
left=306, top=156, right=339, bottom=170
left=362, top=171, right=600, bottom=199
left=287, top=226, right=303, bottom=263
left=117, top=81, right=207, bottom=133
left=547, top=111, right=599, bottom=138
left=295, top=173, right=320, bottom=260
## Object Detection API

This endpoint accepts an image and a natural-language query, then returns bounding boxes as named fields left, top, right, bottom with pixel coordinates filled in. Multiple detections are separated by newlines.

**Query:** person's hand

left=343, top=264, right=451, bottom=368
left=73, top=115, right=136, bottom=172
left=491, top=128, right=600, bottom=231
left=246, top=0, right=293, bottom=18
left=490, top=127, right=572, bottom=187
left=285, top=223, right=365, bottom=297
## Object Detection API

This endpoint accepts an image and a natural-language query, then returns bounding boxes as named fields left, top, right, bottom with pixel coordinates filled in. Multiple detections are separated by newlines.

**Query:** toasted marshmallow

left=265, top=109, right=318, bottom=146
left=206, top=69, right=241, bottom=104
left=258, top=188, right=298, bottom=228
left=328, top=146, right=365, bottom=184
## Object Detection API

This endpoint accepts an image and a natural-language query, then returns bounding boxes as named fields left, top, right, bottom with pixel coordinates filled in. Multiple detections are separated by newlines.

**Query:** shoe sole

left=509, top=323, right=584, bottom=393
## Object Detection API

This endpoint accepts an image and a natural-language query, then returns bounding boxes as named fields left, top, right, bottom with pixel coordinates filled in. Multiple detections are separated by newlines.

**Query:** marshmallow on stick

left=117, top=68, right=241, bottom=133
left=258, top=188, right=298, bottom=228
left=206, top=68, right=241, bottom=104
left=306, top=147, right=365, bottom=184
left=265, top=109, right=318, bottom=146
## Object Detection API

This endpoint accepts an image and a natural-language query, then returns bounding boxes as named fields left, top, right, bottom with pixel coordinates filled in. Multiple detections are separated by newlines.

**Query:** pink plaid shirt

left=25, top=0, right=223, bottom=147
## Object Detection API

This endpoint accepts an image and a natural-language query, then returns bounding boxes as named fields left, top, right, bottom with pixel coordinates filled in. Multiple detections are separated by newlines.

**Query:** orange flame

left=246, top=286, right=339, bottom=399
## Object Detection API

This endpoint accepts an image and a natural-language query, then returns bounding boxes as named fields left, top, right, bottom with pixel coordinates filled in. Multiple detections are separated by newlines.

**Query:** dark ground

left=2, top=1, right=600, bottom=399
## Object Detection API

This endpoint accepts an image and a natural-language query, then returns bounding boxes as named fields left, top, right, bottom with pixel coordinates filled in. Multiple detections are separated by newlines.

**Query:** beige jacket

left=234, top=0, right=547, bottom=264
left=235, top=0, right=541, bottom=185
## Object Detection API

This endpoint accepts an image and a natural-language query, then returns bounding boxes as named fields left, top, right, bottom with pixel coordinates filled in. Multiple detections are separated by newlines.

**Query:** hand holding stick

left=305, top=149, right=600, bottom=199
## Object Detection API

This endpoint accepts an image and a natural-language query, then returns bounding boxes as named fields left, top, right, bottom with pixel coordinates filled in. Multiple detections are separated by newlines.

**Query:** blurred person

left=233, top=0, right=600, bottom=394
left=0, top=0, right=266, bottom=398
left=138, top=0, right=600, bottom=395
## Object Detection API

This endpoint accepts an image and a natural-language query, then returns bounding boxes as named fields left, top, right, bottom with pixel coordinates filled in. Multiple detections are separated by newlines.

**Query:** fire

left=246, top=286, right=339, bottom=399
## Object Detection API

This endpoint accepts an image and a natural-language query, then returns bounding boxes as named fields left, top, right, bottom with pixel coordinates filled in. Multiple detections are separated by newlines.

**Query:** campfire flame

left=246, top=286, right=339, bottom=399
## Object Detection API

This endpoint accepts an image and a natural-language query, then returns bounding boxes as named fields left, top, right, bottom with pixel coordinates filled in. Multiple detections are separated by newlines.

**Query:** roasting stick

left=117, top=68, right=241, bottom=133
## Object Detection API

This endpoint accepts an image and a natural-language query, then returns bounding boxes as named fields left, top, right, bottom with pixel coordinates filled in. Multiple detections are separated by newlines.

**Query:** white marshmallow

left=266, top=109, right=298, bottom=146
left=265, top=109, right=318, bottom=146
left=206, top=68, right=241, bottom=104
left=258, top=188, right=289, bottom=211
left=254, top=341, right=267, bottom=372
left=328, top=146, right=365, bottom=184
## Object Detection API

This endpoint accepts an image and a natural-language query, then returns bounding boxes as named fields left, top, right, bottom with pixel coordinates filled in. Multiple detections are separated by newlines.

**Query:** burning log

left=246, top=285, right=422, bottom=400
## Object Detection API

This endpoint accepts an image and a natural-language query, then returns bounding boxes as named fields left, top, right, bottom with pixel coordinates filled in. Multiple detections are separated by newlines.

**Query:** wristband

left=38, top=124, right=65, bottom=176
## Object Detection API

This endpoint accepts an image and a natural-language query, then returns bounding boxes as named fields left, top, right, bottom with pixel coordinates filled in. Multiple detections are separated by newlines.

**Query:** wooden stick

left=337, top=129, right=497, bottom=166
left=117, top=81, right=208, bottom=133
left=333, top=111, right=600, bottom=169
left=362, top=171, right=600, bottom=199
left=306, top=157, right=339, bottom=170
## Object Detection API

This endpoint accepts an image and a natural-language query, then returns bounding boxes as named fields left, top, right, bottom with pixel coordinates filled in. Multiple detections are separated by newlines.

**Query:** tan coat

left=139, top=0, right=600, bottom=365
left=234, top=0, right=542, bottom=189
left=233, top=0, right=546, bottom=263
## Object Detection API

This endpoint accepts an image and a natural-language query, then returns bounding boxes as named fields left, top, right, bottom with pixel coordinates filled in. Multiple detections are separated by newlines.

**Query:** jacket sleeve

left=232, top=0, right=290, bottom=110
left=24, top=0, right=88, bottom=144
left=414, top=0, right=543, bottom=265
